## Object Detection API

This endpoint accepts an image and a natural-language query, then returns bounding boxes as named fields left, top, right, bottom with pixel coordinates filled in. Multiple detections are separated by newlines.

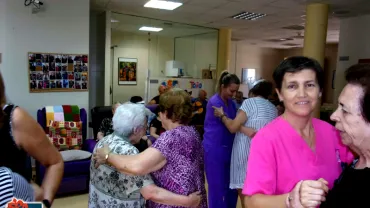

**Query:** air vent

left=265, top=38, right=294, bottom=42
left=231, top=12, right=267, bottom=20
left=282, top=25, right=305, bottom=30
left=265, top=39, right=285, bottom=42
left=282, top=43, right=300, bottom=46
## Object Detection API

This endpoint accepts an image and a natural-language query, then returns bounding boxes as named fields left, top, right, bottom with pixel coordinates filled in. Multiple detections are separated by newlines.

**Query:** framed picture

left=118, top=57, right=137, bottom=85
left=28, top=52, right=88, bottom=93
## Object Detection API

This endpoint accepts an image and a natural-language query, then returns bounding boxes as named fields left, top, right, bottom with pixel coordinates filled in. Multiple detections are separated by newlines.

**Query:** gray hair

left=112, top=103, right=148, bottom=137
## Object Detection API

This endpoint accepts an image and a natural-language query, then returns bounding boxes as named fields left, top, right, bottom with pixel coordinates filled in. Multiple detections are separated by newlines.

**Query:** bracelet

left=42, top=199, right=52, bottom=208
left=105, top=152, right=110, bottom=161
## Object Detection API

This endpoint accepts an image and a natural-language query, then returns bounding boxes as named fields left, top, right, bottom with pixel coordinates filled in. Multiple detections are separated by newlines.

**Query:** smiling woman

left=242, top=56, right=353, bottom=208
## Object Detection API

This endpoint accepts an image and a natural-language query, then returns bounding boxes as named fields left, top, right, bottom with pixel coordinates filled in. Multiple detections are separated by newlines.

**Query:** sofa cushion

left=48, top=121, right=83, bottom=150
left=60, top=150, right=92, bottom=162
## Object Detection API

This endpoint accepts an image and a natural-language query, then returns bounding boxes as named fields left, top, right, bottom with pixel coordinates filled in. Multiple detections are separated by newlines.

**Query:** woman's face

left=131, top=119, right=148, bottom=144
left=330, top=84, right=370, bottom=150
left=276, top=69, right=320, bottom=117
left=221, top=83, right=239, bottom=100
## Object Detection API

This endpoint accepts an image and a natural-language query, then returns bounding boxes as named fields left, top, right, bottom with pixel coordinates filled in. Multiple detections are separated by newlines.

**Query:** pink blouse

left=243, top=117, right=353, bottom=195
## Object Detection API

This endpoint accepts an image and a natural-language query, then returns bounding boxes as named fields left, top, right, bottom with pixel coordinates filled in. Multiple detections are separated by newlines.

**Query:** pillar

left=302, top=3, right=329, bottom=118
left=217, top=28, right=231, bottom=79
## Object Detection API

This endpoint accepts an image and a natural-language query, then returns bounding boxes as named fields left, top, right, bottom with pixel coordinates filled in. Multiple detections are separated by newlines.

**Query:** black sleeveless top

left=0, top=105, right=32, bottom=182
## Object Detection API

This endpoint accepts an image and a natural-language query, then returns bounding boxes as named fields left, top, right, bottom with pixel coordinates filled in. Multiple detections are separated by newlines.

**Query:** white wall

left=334, top=14, right=370, bottom=103
left=174, top=32, right=218, bottom=78
left=1, top=0, right=89, bottom=119
left=0, top=0, right=5, bottom=69
left=111, top=30, right=174, bottom=102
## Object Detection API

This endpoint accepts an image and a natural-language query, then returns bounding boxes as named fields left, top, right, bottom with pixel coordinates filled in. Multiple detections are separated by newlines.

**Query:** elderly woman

left=243, top=56, right=353, bottom=208
left=93, top=89, right=207, bottom=208
left=287, top=63, right=370, bottom=208
left=212, top=80, right=278, bottom=207
left=0, top=71, right=63, bottom=208
left=89, top=103, right=201, bottom=207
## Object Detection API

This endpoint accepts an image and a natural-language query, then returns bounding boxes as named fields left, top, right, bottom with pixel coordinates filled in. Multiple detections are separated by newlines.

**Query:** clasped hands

left=288, top=178, right=329, bottom=208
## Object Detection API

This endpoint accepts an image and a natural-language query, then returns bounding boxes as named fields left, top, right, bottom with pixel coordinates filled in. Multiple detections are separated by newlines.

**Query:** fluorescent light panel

left=111, top=19, right=119, bottom=23
left=139, top=26, right=163, bottom=32
left=232, top=12, right=267, bottom=20
left=144, top=0, right=182, bottom=10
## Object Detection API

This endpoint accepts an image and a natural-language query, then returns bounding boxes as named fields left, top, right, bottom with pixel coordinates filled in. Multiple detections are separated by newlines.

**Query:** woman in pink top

left=243, top=56, right=353, bottom=208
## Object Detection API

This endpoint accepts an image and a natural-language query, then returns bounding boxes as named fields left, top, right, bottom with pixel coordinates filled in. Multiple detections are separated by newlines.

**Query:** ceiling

left=111, top=13, right=218, bottom=38
left=91, top=0, right=370, bottom=48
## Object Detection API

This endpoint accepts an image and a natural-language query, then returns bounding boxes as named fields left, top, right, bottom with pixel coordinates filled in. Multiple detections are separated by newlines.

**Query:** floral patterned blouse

left=89, top=133, right=154, bottom=208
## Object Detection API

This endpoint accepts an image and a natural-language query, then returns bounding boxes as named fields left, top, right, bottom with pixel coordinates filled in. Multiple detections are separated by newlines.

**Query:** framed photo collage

left=29, top=52, right=88, bottom=92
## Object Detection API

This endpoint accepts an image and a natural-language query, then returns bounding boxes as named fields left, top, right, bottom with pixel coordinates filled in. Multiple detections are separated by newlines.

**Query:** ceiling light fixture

left=232, top=12, right=267, bottom=20
left=139, top=26, right=163, bottom=32
left=111, top=19, right=119, bottom=23
left=144, top=0, right=182, bottom=10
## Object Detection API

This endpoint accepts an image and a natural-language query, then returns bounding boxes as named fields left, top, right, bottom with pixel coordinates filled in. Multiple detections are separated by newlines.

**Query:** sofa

left=36, top=107, right=97, bottom=196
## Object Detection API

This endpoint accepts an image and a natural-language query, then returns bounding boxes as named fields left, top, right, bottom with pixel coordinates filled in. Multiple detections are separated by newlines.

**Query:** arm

left=240, top=126, right=257, bottom=138
left=12, top=108, right=63, bottom=203
left=243, top=132, right=286, bottom=208
left=141, top=184, right=200, bottom=207
left=245, top=194, right=289, bottom=208
left=106, top=147, right=166, bottom=175
left=220, top=109, right=247, bottom=133
left=150, top=127, right=160, bottom=139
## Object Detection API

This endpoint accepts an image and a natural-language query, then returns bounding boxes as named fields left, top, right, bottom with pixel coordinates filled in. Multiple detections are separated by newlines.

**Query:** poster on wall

left=118, top=57, right=137, bottom=85
left=28, top=52, right=88, bottom=93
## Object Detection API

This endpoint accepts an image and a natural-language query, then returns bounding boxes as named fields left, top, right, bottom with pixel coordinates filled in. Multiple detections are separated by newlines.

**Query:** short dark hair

left=218, top=71, right=240, bottom=92
left=250, top=81, right=273, bottom=99
left=130, top=96, right=143, bottom=103
left=159, top=88, right=192, bottom=125
left=273, top=56, right=324, bottom=91
left=345, top=63, right=370, bottom=122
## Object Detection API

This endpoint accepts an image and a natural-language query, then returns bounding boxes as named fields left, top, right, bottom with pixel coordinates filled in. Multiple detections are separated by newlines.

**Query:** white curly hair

left=112, top=103, right=148, bottom=137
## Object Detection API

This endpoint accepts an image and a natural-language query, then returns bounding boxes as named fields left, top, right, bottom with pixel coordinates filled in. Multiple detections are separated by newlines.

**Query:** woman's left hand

left=93, top=144, right=111, bottom=168
left=212, top=106, right=224, bottom=118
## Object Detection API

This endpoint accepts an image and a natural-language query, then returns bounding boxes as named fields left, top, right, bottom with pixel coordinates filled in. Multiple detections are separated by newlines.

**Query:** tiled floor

left=53, top=194, right=243, bottom=208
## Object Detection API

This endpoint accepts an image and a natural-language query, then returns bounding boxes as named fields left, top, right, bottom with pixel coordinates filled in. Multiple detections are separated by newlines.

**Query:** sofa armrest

left=83, top=139, right=97, bottom=153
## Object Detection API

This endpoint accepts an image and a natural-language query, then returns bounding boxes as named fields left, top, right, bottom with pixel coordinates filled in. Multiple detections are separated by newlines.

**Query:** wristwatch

left=42, top=199, right=52, bottom=208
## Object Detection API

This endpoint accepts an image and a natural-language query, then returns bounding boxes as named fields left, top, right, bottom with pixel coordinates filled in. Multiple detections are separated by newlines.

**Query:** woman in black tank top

left=0, top=72, right=63, bottom=207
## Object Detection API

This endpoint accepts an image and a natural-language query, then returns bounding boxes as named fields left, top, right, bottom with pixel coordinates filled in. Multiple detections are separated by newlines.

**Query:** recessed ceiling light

left=231, top=12, right=267, bottom=20
left=111, top=19, right=119, bottom=23
left=139, top=26, right=163, bottom=32
left=144, top=0, right=182, bottom=10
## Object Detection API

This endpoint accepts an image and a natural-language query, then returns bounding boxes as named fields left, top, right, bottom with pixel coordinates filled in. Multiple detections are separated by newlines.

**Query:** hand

left=212, top=106, right=224, bottom=118
left=93, top=144, right=111, bottom=168
left=249, top=131, right=257, bottom=138
left=300, top=178, right=328, bottom=208
left=287, top=180, right=304, bottom=208
left=31, top=182, right=44, bottom=201
left=187, top=191, right=201, bottom=207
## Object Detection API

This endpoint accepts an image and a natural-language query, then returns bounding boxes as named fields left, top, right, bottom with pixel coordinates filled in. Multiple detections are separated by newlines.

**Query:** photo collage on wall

left=29, top=53, right=88, bottom=92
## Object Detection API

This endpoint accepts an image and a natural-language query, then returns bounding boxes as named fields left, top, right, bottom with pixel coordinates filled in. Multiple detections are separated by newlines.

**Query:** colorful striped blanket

left=45, top=105, right=80, bottom=127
